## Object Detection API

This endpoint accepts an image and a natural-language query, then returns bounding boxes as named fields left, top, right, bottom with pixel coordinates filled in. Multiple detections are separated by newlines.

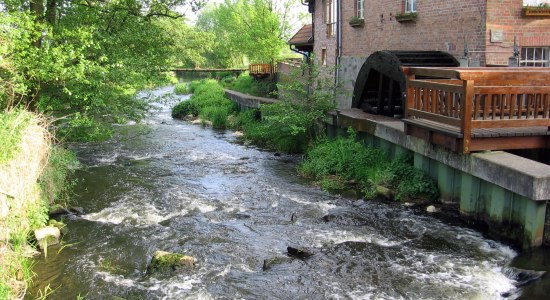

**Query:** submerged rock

left=287, top=246, right=314, bottom=258
left=147, top=250, right=195, bottom=274
left=34, top=227, right=60, bottom=249
left=262, top=256, right=292, bottom=271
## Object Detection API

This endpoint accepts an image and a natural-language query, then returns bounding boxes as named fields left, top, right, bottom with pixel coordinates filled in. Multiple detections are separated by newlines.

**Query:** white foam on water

left=214, top=264, right=231, bottom=278
left=309, top=229, right=403, bottom=248
left=83, top=200, right=174, bottom=226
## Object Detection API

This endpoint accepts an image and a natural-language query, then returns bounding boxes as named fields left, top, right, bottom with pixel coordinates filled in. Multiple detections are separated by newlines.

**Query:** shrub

left=174, top=83, right=189, bottom=95
left=299, top=130, right=439, bottom=202
left=230, top=73, right=276, bottom=98
left=171, top=79, right=236, bottom=129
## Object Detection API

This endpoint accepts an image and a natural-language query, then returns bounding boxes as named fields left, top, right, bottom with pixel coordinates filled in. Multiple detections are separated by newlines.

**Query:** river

left=29, top=86, right=527, bottom=299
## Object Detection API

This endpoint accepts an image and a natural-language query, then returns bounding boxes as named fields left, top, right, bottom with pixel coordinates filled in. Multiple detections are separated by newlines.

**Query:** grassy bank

left=172, top=79, right=237, bottom=130
left=299, top=130, right=439, bottom=201
left=0, top=110, right=77, bottom=299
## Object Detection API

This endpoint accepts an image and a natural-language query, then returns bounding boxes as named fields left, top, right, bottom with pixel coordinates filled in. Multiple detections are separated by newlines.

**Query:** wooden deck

left=403, top=67, right=550, bottom=153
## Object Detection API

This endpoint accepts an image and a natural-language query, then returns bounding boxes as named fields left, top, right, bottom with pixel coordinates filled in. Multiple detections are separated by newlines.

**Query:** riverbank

left=0, top=110, right=77, bottom=299
left=27, top=86, right=520, bottom=298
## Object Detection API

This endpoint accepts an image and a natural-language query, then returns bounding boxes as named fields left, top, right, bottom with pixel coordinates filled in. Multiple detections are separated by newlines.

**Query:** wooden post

left=461, top=80, right=474, bottom=153
left=405, top=74, right=415, bottom=118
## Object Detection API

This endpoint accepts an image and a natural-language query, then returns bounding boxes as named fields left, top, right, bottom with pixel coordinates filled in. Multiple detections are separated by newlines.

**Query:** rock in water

left=147, top=251, right=195, bottom=274
left=287, top=246, right=314, bottom=258
left=34, top=227, right=61, bottom=249
left=48, top=219, right=68, bottom=235
left=426, top=205, right=438, bottom=213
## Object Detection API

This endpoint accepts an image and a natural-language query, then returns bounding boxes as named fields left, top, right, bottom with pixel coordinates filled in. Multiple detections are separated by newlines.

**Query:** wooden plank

left=407, top=68, right=461, bottom=79
left=508, top=94, right=515, bottom=120
left=406, top=109, right=462, bottom=127
left=403, top=119, right=463, bottom=138
left=409, top=80, right=464, bottom=93
left=544, top=94, right=549, bottom=119
left=472, top=118, right=550, bottom=128
left=469, top=136, right=549, bottom=152
left=474, top=94, right=480, bottom=120
left=475, top=86, right=550, bottom=94
left=431, top=88, right=438, bottom=113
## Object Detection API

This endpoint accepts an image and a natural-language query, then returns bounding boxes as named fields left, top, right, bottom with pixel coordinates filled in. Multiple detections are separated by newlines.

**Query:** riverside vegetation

left=0, top=110, right=78, bottom=299
left=171, top=69, right=439, bottom=202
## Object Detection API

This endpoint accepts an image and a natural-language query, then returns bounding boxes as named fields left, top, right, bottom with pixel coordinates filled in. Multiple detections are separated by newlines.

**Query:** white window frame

left=324, top=0, right=337, bottom=37
left=520, top=47, right=550, bottom=67
left=357, top=0, right=365, bottom=19
left=405, top=0, right=417, bottom=13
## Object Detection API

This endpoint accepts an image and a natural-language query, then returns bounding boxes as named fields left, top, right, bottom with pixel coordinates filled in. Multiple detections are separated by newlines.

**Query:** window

left=405, top=0, right=417, bottom=13
left=324, top=0, right=337, bottom=37
left=357, top=0, right=365, bottom=19
left=520, top=47, right=549, bottom=67
left=321, top=48, right=327, bottom=66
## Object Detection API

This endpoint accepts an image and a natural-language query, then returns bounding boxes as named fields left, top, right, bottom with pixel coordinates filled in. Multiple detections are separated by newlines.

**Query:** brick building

left=306, top=0, right=550, bottom=108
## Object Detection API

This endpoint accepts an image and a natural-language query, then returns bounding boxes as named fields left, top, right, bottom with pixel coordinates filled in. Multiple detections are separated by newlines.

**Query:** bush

left=171, top=79, right=236, bottom=129
left=174, top=83, right=189, bottom=95
left=299, top=131, right=439, bottom=202
left=230, top=73, right=276, bottom=98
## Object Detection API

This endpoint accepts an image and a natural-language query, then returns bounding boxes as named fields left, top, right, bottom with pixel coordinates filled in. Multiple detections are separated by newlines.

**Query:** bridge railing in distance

left=403, top=67, right=550, bottom=153
left=249, top=64, right=277, bottom=77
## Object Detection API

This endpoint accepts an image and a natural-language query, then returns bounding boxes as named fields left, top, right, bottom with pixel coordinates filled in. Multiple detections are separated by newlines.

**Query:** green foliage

left=0, top=110, right=34, bottom=165
left=299, top=131, right=439, bottom=202
left=171, top=79, right=236, bottom=129
left=174, top=83, right=189, bottom=95
left=230, top=73, right=277, bottom=98
left=196, top=0, right=302, bottom=67
left=235, top=60, right=336, bottom=153
left=0, top=1, right=208, bottom=142
left=39, top=145, right=79, bottom=206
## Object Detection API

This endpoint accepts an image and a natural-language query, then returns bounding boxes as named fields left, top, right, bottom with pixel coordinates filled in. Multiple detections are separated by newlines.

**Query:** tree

left=0, top=0, right=206, bottom=140
left=196, top=0, right=303, bottom=66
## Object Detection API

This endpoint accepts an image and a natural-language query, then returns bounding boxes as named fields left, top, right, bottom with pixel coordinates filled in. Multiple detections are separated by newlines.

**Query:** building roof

left=288, top=24, right=313, bottom=46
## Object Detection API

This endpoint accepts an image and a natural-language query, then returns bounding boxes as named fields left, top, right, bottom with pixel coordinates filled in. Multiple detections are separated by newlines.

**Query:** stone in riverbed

left=147, top=251, right=195, bottom=274
left=34, top=227, right=60, bottom=249
left=48, top=219, right=68, bottom=235
left=287, top=246, right=314, bottom=258
left=426, top=205, right=439, bottom=213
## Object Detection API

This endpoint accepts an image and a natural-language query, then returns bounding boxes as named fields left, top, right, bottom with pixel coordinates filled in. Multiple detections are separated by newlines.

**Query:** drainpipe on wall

left=335, top=0, right=342, bottom=98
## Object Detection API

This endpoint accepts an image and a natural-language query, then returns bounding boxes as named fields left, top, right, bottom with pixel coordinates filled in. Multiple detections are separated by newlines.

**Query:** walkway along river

left=28, top=86, right=537, bottom=299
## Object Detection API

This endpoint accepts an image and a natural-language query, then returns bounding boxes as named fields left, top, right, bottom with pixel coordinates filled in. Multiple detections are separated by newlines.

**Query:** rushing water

left=29, top=86, right=526, bottom=299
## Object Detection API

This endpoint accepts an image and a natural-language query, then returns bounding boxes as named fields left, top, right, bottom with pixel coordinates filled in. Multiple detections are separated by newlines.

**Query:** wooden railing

left=249, top=63, right=277, bottom=76
left=404, top=67, right=550, bottom=153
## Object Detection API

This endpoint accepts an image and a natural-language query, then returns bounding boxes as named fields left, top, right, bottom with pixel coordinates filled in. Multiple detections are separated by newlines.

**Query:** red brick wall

left=486, top=0, right=550, bottom=65
left=341, top=0, right=487, bottom=65
left=313, top=0, right=338, bottom=69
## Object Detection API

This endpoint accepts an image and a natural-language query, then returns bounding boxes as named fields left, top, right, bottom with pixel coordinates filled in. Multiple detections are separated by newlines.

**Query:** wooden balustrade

left=249, top=64, right=277, bottom=77
left=404, top=67, right=550, bottom=153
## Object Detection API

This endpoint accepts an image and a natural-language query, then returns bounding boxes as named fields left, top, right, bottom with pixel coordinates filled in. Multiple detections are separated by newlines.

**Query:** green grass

left=299, top=130, right=439, bottom=201
left=0, top=110, right=33, bottom=165
left=229, top=73, right=276, bottom=98
left=174, top=83, right=189, bottom=95
left=171, top=79, right=236, bottom=130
